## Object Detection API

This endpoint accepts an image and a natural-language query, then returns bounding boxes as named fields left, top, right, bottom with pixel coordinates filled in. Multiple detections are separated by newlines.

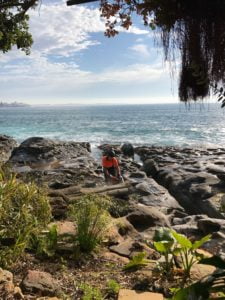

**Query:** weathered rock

left=137, top=178, right=183, bottom=212
left=0, top=135, right=17, bottom=163
left=190, top=264, right=216, bottom=281
left=197, top=218, right=225, bottom=234
left=143, top=159, right=159, bottom=177
left=126, top=204, right=170, bottom=232
left=118, top=289, right=163, bottom=300
left=21, top=270, right=58, bottom=296
left=121, top=143, right=134, bottom=157
left=109, top=239, right=134, bottom=257
left=0, top=269, right=24, bottom=300
left=100, top=251, right=129, bottom=264
left=49, top=221, right=76, bottom=237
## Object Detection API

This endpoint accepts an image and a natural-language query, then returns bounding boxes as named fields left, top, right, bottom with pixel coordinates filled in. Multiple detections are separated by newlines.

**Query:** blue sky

left=0, top=0, right=179, bottom=105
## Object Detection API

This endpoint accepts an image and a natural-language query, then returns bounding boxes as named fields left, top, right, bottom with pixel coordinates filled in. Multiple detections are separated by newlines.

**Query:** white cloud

left=29, top=3, right=104, bottom=56
left=0, top=1, right=175, bottom=103
left=130, top=43, right=150, bottom=57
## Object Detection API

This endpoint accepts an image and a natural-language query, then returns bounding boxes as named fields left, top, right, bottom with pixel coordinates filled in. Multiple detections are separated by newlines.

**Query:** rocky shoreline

left=0, top=135, right=225, bottom=299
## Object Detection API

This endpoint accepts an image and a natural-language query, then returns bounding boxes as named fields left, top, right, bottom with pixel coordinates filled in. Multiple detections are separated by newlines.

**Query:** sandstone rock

left=137, top=178, right=182, bottom=212
left=197, top=218, right=225, bottom=234
left=0, top=268, right=13, bottom=283
left=190, top=264, right=216, bottom=281
left=49, top=221, right=76, bottom=237
left=0, top=135, right=17, bottom=163
left=100, top=251, right=129, bottom=264
left=109, top=239, right=135, bottom=257
left=118, top=289, right=163, bottom=300
left=21, top=270, right=58, bottom=296
left=0, top=269, right=24, bottom=300
left=126, top=205, right=170, bottom=232
left=143, top=159, right=158, bottom=177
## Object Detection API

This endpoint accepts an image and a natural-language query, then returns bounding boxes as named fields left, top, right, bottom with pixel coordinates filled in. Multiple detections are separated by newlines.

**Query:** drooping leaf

left=154, top=241, right=173, bottom=253
left=171, top=230, right=192, bottom=249
left=192, top=234, right=211, bottom=250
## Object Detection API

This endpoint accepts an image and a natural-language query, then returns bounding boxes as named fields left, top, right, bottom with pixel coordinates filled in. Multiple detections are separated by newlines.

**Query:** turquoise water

left=1, top=103, right=225, bottom=147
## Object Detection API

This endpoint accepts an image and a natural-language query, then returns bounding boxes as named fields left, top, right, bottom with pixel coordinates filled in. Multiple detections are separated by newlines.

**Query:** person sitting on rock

left=102, top=149, right=122, bottom=183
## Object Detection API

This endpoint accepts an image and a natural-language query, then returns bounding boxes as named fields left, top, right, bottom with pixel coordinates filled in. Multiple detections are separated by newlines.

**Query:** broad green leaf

left=154, top=241, right=173, bottom=253
left=153, top=227, right=174, bottom=242
left=173, top=247, right=182, bottom=256
left=192, top=234, right=211, bottom=250
left=171, top=230, right=192, bottom=249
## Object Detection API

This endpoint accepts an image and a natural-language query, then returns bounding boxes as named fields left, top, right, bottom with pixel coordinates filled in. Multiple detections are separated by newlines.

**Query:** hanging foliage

left=100, top=0, right=225, bottom=103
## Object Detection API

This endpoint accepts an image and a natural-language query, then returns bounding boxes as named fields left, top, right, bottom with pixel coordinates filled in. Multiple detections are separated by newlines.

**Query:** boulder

left=143, top=159, right=158, bottom=177
left=137, top=178, right=183, bottom=212
left=197, top=218, right=225, bottom=234
left=21, top=270, right=59, bottom=296
left=121, top=143, right=134, bottom=157
left=0, top=135, right=17, bottom=163
left=126, top=204, right=170, bottom=232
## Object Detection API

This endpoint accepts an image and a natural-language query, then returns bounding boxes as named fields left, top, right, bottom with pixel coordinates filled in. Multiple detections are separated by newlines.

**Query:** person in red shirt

left=102, top=149, right=122, bottom=183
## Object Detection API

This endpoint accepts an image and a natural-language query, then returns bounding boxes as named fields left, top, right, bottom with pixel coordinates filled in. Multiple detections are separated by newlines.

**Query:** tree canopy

left=100, top=0, right=225, bottom=103
left=0, top=0, right=38, bottom=54
left=1, top=0, right=225, bottom=103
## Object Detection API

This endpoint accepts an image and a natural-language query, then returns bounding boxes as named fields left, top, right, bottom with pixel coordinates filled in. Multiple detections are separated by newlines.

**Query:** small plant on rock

left=123, top=252, right=150, bottom=271
left=0, top=168, right=51, bottom=267
left=153, top=227, right=176, bottom=273
left=105, top=279, right=120, bottom=297
left=79, top=283, right=103, bottom=300
left=69, top=193, right=111, bottom=252
left=30, top=224, right=58, bottom=258
left=171, top=230, right=211, bottom=278
left=152, top=228, right=211, bottom=278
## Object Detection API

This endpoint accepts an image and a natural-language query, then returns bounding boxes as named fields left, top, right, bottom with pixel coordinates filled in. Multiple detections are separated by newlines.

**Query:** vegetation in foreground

left=0, top=167, right=51, bottom=267
left=0, top=167, right=224, bottom=299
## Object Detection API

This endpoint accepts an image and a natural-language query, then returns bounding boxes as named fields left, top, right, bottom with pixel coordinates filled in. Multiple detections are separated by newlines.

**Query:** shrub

left=106, top=279, right=120, bottom=296
left=69, top=194, right=111, bottom=252
left=30, top=224, right=58, bottom=258
left=79, top=283, right=103, bottom=300
left=0, top=169, right=51, bottom=267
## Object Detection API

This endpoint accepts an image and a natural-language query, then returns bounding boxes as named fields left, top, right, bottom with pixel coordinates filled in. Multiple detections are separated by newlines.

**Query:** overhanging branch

left=67, top=0, right=98, bottom=5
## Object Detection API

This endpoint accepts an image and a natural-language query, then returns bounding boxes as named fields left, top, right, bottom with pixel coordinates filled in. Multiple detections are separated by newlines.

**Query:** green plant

left=69, top=194, right=111, bottom=252
left=79, top=283, right=103, bottom=300
left=172, top=264, right=225, bottom=300
left=171, top=230, right=211, bottom=277
left=31, top=224, right=58, bottom=258
left=153, top=227, right=175, bottom=273
left=106, top=279, right=120, bottom=296
left=0, top=168, right=51, bottom=267
left=123, top=252, right=150, bottom=271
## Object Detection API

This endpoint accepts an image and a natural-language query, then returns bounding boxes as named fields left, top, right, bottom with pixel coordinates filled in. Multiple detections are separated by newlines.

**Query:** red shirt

left=102, top=156, right=119, bottom=168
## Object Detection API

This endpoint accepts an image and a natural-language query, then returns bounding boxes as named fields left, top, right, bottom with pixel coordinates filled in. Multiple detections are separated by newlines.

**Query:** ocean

left=1, top=103, right=225, bottom=148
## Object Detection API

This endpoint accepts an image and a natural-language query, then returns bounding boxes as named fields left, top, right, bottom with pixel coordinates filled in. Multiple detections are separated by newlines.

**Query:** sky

left=0, top=0, right=180, bottom=105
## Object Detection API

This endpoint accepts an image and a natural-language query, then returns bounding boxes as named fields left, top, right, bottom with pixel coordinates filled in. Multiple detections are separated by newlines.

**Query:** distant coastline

left=0, top=101, right=29, bottom=108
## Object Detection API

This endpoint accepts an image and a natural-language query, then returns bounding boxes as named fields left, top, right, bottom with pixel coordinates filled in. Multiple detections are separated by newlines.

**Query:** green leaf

left=154, top=241, right=173, bottom=253
left=123, top=252, right=150, bottom=271
left=192, top=234, right=211, bottom=250
left=153, top=227, right=174, bottom=242
left=171, top=230, right=192, bottom=249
